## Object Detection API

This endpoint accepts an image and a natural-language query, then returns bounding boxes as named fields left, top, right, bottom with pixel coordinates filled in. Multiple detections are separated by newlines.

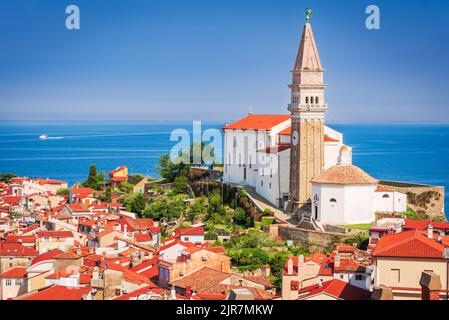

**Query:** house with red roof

left=158, top=246, right=231, bottom=287
left=297, top=279, right=370, bottom=300
left=36, top=230, right=75, bottom=254
left=0, top=267, right=28, bottom=300
left=176, top=227, right=205, bottom=244
left=109, top=165, right=128, bottom=187
left=282, top=244, right=372, bottom=300
left=19, top=284, right=93, bottom=300
left=372, top=228, right=449, bottom=299
left=70, top=187, right=95, bottom=206
left=169, top=266, right=274, bottom=300
left=60, top=202, right=91, bottom=219
left=35, top=179, right=68, bottom=194
left=0, top=242, right=38, bottom=273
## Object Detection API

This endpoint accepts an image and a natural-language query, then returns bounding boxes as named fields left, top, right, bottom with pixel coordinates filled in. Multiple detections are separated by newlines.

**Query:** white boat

left=39, top=134, right=48, bottom=140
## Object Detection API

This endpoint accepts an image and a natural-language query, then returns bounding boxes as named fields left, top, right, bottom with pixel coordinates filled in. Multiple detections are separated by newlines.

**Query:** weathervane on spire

left=305, top=8, right=312, bottom=23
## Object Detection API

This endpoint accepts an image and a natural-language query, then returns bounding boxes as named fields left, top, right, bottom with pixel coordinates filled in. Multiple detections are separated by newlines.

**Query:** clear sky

left=0, top=0, right=448, bottom=123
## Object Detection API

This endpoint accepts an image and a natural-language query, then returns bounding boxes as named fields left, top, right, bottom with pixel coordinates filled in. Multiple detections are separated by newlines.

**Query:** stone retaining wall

left=278, top=224, right=345, bottom=247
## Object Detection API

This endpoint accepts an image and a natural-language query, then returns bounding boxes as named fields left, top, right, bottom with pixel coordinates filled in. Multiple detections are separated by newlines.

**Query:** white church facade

left=222, top=11, right=407, bottom=226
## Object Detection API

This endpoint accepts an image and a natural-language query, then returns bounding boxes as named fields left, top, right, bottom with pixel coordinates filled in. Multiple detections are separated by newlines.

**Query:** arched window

left=316, top=97, right=319, bottom=104
left=382, top=194, right=390, bottom=199
left=310, top=97, right=314, bottom=104
left=330, top=198, right=337, bottom=203
left=305, top=97, right=309, bottom=104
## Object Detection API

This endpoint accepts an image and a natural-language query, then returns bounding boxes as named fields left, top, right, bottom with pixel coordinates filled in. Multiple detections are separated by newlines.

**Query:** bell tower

left=288, top=9, right=328, bottom=217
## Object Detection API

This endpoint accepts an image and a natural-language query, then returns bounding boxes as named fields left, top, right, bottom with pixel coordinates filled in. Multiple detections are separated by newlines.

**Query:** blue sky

left=0, top=0, right=448, bottom=123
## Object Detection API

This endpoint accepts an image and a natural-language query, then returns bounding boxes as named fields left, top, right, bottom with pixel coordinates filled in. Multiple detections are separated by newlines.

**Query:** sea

left=0, top=121, right=448, bottom=213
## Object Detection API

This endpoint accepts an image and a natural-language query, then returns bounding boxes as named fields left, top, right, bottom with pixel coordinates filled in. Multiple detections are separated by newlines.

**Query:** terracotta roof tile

left=373, top=230, right=445, bottom=258
left=298, top=279, right=370, bottom=300
left=223, top=114, right=290, bottom=131
left=311, top=164, right=378, bottom=185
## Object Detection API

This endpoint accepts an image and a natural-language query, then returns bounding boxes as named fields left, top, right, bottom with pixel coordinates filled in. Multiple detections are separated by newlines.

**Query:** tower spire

left=293, top=13, right=322, bottom=71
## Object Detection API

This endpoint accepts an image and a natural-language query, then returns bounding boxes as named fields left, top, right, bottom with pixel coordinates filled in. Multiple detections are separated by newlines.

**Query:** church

left=222, top=10, right=407, bottom=226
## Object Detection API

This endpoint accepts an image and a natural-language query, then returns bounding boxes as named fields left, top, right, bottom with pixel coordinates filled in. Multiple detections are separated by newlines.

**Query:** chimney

left=186, top=286, right=192, bottom=299
left=427, top=224, right=434, bottom=239
left=420, top=271, right=442, bottom=300
left=371, top=285, right=394, bottom=300
left=334, top=255, right=341, bottom=268
left=287, top=257, right=294, bottom=275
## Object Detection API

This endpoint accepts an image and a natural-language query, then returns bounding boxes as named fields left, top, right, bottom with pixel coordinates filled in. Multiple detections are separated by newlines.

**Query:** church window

left=305, top=97, right=309, bottom=104
left=382, top=194, right=390, bottom=199
left=310, top=97, right=314, bottom=104
left=316, top=97, right=319, bottom=104
left=330, top=198, right=337, bottom=203
left=269, top=183, right=272, bottom=189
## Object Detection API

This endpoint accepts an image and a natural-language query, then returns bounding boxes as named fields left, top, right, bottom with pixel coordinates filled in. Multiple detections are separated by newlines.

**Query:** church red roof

left=223, top=114, right=290, bottom=131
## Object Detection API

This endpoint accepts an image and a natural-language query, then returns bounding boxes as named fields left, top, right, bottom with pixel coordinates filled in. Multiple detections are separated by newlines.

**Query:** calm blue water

left=0, top=122, right=448, bottom=211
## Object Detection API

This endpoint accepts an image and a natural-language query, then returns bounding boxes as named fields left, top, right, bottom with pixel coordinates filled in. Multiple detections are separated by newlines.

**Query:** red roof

left=223, top=114, right=290, bottom=131
left=373, top=230, right=446, bottom=259
left=0, top=243, right=38, bottom=257
left=403, top=219, right=449, bottom=231
left=5, top=235, right=36, bottom=244
left=298, top=279, right=370, bottom=300
left=31, top=249, right=63, bottom=265
left=1, top=196, right=21, bottom=205
left=324, top=135, right=339, bottom=142
left=282, top=253, right=326, bottom=275
left=110, top=166, right=127, bottom=175
left=21, top=224, right=40, bottom=234
left=38, top=230, right=74, bottom=238
left=135, top=233, right=152, bottom=242
left=0, top=267, right=27, bottom=278
left=22, top=285, right=92, bottom=300
left=37, top=179, right=66, bottom=185
left=178, top=227, right=204, bottom=236
left=122, top=217, right=155, bottom=232
left=111, top=176, right=127, bottom=182
left=71, top=188, right=94, bottom=196
left=67, top=203, right=90, bottom=213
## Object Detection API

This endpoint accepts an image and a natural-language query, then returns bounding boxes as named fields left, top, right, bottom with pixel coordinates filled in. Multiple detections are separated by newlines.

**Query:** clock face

left=292, top=131, right=299, bottom=146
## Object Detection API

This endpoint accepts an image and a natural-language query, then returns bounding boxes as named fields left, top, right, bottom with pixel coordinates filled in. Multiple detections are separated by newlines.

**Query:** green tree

left=173, top=175, right=188, bottom=194
left=82, top=164, right=104, bottom=190
left=0, top=173, right=16, bottom=182
left=56, top=188, right=70, bottom=196
left=233, top=207, right=252, bottom=227
left=130, top=193, right=146, bottom=214
left=142, top=198, right=186, bottom=220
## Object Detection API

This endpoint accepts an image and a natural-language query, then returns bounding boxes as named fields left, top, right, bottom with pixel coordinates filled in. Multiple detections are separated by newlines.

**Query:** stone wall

left=380, top=180, right=445, bottom=217
left=278, top=224, right=345, bottom=248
